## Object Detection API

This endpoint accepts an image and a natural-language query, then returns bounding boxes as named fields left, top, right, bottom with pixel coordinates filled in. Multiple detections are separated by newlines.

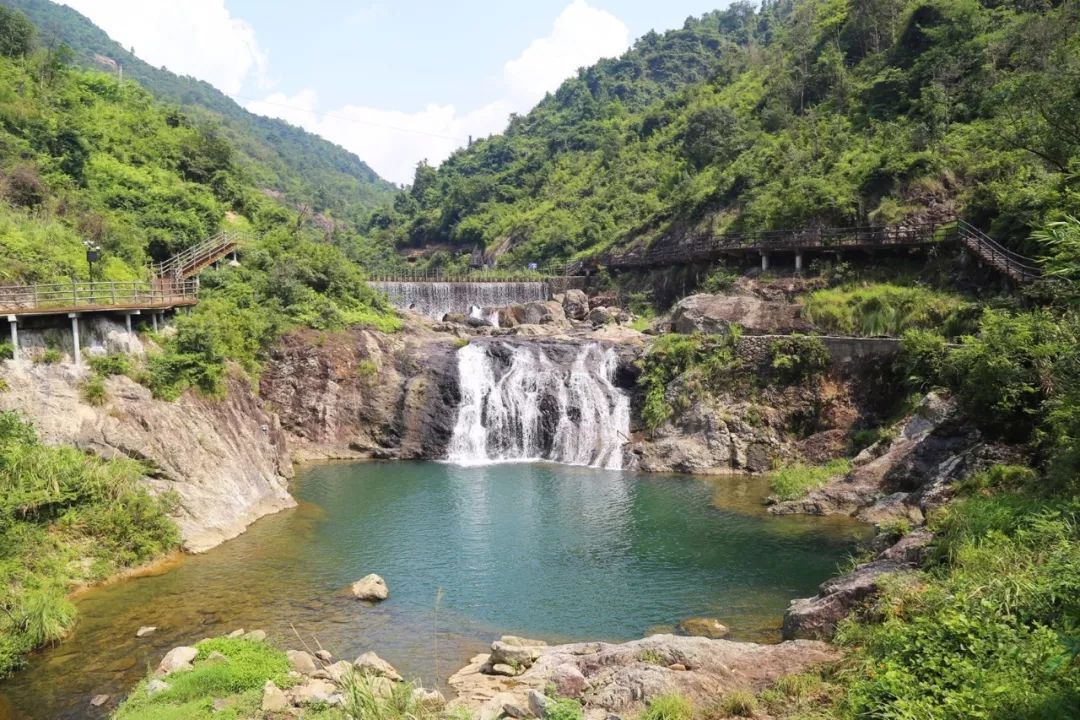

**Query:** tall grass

left=769, top=459, right=851, bottom=501
left=804, top=283, right=975, bottom=338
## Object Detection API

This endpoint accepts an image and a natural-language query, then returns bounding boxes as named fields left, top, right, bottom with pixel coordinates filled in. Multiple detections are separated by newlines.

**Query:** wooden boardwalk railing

left=0, top=278, right=199, bottom=316
left=152, top=231, right=242, bottom=279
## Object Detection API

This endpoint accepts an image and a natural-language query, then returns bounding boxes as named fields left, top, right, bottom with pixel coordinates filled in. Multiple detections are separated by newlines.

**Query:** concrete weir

left=369, top=281, right=549, bottom=320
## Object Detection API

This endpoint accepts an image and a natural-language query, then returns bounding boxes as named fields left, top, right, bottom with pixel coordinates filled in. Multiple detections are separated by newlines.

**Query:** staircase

left=955, top=220, right=1043, bottom=283
left=152, top=231, right=243, bottom=280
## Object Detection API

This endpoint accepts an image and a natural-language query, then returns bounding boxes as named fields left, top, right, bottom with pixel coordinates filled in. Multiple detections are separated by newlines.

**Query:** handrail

left=955, top=220, right=1042, bottom=281
left=0, top=278, right=199, bottom=314
left=152, top=231, right=244, bottom=279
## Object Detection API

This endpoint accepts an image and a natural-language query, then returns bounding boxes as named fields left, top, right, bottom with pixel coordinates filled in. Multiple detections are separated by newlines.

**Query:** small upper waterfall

left=369, top=281, right=549, bottom=320
left=446, top=341, right=631, bottom=470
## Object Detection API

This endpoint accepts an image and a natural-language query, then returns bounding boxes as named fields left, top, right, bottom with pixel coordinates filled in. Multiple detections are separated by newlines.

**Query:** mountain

left=377, top=0, right=1080, bottom=267
left=2, top=0, right=395, bottom=222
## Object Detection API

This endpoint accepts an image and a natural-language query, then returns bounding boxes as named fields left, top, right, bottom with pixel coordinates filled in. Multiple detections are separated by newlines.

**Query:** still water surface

left=0, top=461, right=867, bottom=719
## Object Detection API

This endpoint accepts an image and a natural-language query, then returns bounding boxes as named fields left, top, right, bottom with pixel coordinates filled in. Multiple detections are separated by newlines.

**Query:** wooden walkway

left=600, top=218, right=1043, bottom=283
left=0, top=233, right=240, bottom=317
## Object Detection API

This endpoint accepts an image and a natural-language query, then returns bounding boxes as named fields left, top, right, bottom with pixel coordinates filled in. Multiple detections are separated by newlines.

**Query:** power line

left=234, top=94, right=468, bottom=142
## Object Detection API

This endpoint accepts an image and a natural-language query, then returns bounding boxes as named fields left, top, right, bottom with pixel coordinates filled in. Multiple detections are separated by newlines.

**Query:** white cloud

left=61, top=0, right=269, bottom=96
left=246, top=1, right=631, bottom=184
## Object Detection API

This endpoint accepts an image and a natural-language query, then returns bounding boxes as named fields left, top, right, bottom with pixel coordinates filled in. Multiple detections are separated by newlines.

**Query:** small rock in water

left=90, top=694, right=110, bottom=707
left=135, top=626, right=157, bottom=638
left=244, top=629, right=267, bottom=642
left=145, top=679, right=170, bottom=696
left=354, top=651, right=402, bottom=681
left=227, top=628, right=245, bottom=638
left=287, top=649, right=317, bottom=675
left=676, top=617, right=729, bottom=639
left=157, top=646, right=198, bottom=676
left=490, top=663, right=519, bottom=677
left=351, top=573, right=390, bottom=601
left=262, top=680, right=288, bottom=712
left=315, top=649, right=334, bottom=663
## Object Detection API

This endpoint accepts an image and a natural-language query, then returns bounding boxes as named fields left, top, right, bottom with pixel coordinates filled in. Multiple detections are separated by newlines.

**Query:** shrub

left=717, top=690, right=758, bottom=717
left=899, top=328, right=948, bottom=391
left=88, top=353, right=131, bottom=377
left=544, top=697, right=584, bottom=720
left=0, top=341, right=13, bottom=360
left=356, top=358, right=379, bottom=379
left=637, top=332, right=743, bottom=430
left=804, top=283, right=974, bottom=337
left=34, top=347, right=62, bottom=365
left=79, top=375, right=107, bottom=406
left=768, top=335, right=830, bottom=383
left=770, top=459, right=851, bottom=501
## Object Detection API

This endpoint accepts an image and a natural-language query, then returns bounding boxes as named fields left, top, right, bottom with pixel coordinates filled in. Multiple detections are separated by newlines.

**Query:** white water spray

left=446, top=342, right=631, bottom=470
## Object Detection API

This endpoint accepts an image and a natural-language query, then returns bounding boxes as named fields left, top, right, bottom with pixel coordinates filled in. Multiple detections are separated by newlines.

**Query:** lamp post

left=84, top=241, right=101, bottom=282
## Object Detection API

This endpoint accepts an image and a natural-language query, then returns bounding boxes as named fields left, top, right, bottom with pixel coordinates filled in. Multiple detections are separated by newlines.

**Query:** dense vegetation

left=0, top=411, right=178, bottom=677
left=372, top=0, right=1080, bottom=270
left=0, top=8, right=399, bottom=395
left=2, top=0, right=395, bottom=224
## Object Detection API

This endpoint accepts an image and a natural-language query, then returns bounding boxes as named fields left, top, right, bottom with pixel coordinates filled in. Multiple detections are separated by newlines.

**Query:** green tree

left=0, top=6, right=34, bottom=58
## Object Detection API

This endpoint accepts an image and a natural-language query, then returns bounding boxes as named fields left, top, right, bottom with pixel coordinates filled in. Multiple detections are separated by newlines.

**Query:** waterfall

left=446, top=341, right=631, bottom=470
left=369, top=281, right=549, bottom=320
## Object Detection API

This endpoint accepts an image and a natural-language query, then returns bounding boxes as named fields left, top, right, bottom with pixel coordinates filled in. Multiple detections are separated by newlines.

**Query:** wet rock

left=315, top=649, right=334, bottom=663
left=136, top=626, right=157, bottom=638
left=157, top=646, right=198, bottom=676
left=287, top=649, right=318, bottom=675
left=351, top=573, right=390, bottom=601
left=243, top=629, right=267, bottom=642
left=783, top=559, right=913, bottom=640
left=262, top=681, right=288, bottom=712
left=90, top=694, right=110, bottom=708
left=878, top=528, right=934, bottom=564
left=354, top=651, right=403, bottom=681
left=676, top=617, right=729, bottom=639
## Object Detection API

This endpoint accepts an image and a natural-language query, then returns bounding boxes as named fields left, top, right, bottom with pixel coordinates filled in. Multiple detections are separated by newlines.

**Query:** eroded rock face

left=450, top=635, right=838, bottom=719
left=669, top=294, right=810, bottom=335
left=0, top=362, right=293, bottom=553
left=260, top=327, right=460, bottom=462
left=782, top=559, right=914, bottom=640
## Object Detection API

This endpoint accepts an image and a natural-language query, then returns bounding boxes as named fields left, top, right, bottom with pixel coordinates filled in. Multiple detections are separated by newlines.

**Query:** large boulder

left=351, top=574, right=389, bottom=601
left=561, top=290, right=589, bottom=321
left=501, top=301, right=569, bottom=327
left=670, top=294, right=808, bottom=335
left=354, top=651, right=403, bottom=681
left=287, top=649, right=318, bottom=675
left=676, top=617, right=730, bottom=639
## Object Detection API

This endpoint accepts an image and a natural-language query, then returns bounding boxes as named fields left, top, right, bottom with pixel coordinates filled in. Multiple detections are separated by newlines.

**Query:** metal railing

left=0, top=278, right=199, bottom=315
left=956, top=220, right=1043, bottom=283
left=151, top=231, right=244, bottom=279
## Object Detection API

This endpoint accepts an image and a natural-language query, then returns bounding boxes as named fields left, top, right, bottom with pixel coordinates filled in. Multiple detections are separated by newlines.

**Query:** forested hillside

left=3, top=0, right=395, bottom=223
left=378, top=0, right=1080, bottom=268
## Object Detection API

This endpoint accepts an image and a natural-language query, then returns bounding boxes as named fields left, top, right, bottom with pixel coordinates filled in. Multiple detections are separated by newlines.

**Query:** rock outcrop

left=450, top=634, right=838, bottom=719
left=0, top=362, right=293, bottom=553
left=351, top=574, right=390, bottom=602
left=260, top=326, right=461, bottom=462
left=669, top=294, right=810, bottom=335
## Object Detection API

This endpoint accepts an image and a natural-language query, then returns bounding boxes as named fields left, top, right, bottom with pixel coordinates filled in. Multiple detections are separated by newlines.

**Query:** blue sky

left=61, top=1, right=730, bottom=184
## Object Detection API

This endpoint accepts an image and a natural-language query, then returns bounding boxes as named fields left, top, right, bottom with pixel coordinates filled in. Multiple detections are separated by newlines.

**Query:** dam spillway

left=369, top=281, right=549, bottom=320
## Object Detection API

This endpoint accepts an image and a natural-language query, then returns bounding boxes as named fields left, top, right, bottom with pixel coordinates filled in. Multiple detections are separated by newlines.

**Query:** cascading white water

left=369, top=281, right=548, bottom=320
left=446, top=342, right=631, bottom=470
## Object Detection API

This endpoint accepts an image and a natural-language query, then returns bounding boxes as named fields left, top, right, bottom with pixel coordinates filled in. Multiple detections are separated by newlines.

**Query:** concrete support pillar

left=152, top=312, right=159, bottom=333
left=69, top=313, right=81, bottom=366
left=760, top=251, right=770, bottom=272
left=7, top=315, right=17, bottom=360
left=125, top=313, right=133, bottom=336
left=795, top=250, right=804, bottom=272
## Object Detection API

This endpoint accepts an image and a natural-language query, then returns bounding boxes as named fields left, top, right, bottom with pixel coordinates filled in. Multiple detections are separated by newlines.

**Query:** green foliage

left=636, top=332, right=743, bottom=430
left=338, top=672, right=445, bottom=720
left=544, top=697, right=584, bottom=720
left=0, top=341, right=13, bottom=360
left=716, top=690, right=758, bottom=718
left=637, top=694, right=694, bottom=720
left=371, top=1, right=1080, bottom=268
left=834, top=485, right=1080, bottom=719
left=88, top=353, right=130, bottom=377
left=770, top=459, right=852, bottom=501
left=356, top=358, right=379, bottom=380
left=804, top=283, right=975, bottom=338
left=0, top=6, right=34, bottom=58
left=34, top=347, right=61, bottom=364
left=0, top=411, right=178, bottom=677
left=79, top=374, right=106, bottom=406
left=768, top=335, right=830, bottom=383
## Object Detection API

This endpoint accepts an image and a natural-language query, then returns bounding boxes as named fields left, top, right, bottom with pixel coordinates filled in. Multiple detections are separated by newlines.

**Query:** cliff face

left=0, top=362, right=294, bottom=553
left=259, top=326, right=461, bottom=462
